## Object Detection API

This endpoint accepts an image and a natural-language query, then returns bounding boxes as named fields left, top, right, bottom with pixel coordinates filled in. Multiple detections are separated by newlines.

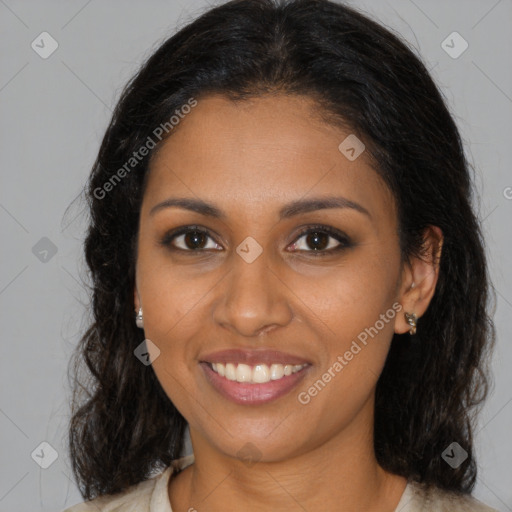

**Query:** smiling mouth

left=199, top=348, right=312, bottom=404
left=208, top=362, right=308, bottom=384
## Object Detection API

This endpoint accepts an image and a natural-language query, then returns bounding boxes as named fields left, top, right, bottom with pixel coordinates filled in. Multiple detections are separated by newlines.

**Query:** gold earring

left=404, top=312, right=417, bottom=335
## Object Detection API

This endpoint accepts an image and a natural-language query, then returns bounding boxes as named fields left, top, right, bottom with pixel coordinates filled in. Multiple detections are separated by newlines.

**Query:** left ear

left=395, top=225, right=443, bottom=335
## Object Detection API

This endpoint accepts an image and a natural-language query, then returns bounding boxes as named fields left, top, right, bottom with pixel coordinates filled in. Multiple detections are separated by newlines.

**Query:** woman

left=63, top=0, right=498, bottom=510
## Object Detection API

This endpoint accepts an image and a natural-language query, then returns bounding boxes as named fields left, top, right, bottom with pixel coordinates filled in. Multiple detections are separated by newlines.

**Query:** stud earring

left=404, top=312, right=417, bottom=335
left=135, top=307, right=144, bottom=328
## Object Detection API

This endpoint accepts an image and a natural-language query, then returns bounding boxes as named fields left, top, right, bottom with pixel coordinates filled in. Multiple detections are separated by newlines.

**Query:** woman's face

left=135, top=93, right=409, bottom=462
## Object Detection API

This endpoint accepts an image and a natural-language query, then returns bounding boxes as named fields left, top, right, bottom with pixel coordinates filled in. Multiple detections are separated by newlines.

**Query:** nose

left=212, top=248, right=294, bottom=339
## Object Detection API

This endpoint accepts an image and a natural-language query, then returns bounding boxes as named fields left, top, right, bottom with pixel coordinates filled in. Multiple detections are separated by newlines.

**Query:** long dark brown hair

left=67, top=0, right=496, bottom=500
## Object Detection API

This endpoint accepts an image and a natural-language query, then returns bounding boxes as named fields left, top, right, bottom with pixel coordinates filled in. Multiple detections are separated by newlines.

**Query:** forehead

left=143, top=93, right=395, bottom=225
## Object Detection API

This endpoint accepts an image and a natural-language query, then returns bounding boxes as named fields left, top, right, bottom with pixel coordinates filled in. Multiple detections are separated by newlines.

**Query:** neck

left=169, top=398, right=407, bottom=512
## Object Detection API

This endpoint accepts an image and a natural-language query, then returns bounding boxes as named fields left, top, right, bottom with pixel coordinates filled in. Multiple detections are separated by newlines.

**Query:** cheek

left=141, top=285, right=205, bottom=420
left=136, top=236, right=214, bottom=341
left=295, top=268, right=399, bottom=435
left=303, top=247, right=399, bottom=346
left=135, top=254, right=200, bottom=386
left=139, top=269, right=209, bottom=361
left=296, top=251, right=400, bottom=418
left=136, top=255, right=232, bottom=418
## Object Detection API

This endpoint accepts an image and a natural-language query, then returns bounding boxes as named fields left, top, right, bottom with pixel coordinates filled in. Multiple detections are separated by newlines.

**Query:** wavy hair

left=67, top=0, right=496, bottom=500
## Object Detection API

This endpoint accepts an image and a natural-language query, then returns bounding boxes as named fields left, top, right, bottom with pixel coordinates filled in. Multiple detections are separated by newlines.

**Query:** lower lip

left=200, top=362, right=310, bottom=405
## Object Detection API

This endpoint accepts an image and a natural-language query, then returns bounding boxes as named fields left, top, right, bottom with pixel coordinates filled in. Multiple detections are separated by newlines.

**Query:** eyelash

left=159, top=224, right=352, bottom=257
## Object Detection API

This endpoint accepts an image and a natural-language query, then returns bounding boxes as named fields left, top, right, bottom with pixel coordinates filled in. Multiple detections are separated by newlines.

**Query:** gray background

left=1, top=0, right=511, bottom=510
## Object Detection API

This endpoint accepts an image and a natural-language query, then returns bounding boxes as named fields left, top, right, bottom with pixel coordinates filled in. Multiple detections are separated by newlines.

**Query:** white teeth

left=210, top=362, right=306, bottom=383
left=253, top=364, right=270, bottom=383
left=270, top=364, right=284, bottom=380
left=225, top=363, right=237, bottom=381
left=236, top=363, right=252, bottom=382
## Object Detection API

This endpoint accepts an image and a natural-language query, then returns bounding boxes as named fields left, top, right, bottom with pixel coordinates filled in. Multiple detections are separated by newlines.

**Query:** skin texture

left=133, top=94, right=443, bottom=511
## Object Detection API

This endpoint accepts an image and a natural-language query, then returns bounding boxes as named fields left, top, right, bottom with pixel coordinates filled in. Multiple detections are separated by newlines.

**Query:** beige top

left=62, top=454, right=498, bottom=511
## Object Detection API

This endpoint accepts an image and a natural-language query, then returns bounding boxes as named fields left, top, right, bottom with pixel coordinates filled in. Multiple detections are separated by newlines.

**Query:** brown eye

left=160, top=226, right=222, bottom=252
left=303, top=231, right=330, bottom=251
left=289, top=225, right=352, bottom=255
left=182, top=230, right=209, bottom=250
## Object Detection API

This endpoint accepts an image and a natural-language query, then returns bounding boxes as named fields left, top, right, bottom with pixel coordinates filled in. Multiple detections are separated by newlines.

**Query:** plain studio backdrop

left=0, top=1, right=511, bottom=511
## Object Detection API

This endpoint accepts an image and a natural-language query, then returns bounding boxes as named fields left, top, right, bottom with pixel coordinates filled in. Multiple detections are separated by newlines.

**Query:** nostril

left=257, top=325, right=277, bottom=337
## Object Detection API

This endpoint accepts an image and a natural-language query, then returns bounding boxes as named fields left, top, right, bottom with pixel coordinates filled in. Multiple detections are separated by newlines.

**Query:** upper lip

left=200, top=348, right=311, bottom=366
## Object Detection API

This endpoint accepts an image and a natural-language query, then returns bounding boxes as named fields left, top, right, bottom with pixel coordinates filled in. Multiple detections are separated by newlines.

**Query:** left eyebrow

left=278, top=196, right=371, bottom=220
left=149, top=196, right=371, bottom=220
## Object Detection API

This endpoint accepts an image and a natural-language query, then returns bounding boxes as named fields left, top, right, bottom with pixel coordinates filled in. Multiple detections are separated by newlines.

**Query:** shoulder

left=402, top=480, right=499, bottom=512
left=61, top=466, right=173, bottom=512
left=61, top=455, right=195, bottom=512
